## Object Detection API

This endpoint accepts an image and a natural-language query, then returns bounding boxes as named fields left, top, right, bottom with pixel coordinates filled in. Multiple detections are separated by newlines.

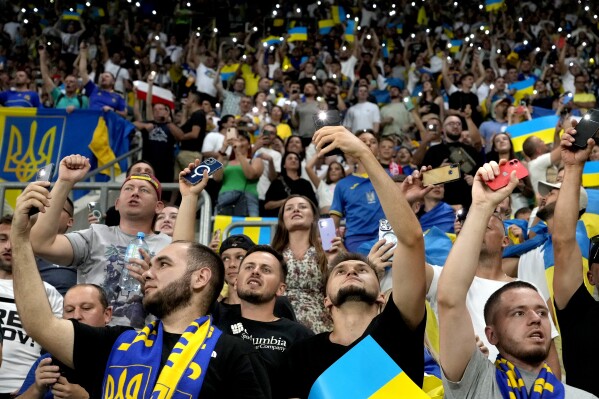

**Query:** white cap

left=538, top=181, right=588, bottom=211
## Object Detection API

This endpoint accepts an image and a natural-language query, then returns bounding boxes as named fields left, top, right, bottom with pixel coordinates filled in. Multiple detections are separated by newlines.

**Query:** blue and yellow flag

left=583, top=161, right=599, bottom=188
left=0, top=108, right=132, bottom=205
left=91, top=7, right=105, bottom=17
left=212, top=216, right=277, bottom=247
left=345, top=20, right=356, bottom=42
left=261, top=36, right=281, bottom=47
left=318, top=19, right=335, bottom=35
left=442, top=23, right=454, bottom=39
left=288, top=27, right=308, bottom=42
left=485, top=0, right=504, bottom=12
left=331, top=5, right=346, bottom=24
left=308, top=336, right=429, bottom=399
left=505, top=115, right=559, bottom=153
left=76, top=3, right=85, bottom=14
left=449, top=40, right=462, bottom=54
left=582, top=188, right=599, bottom=239
left=508, top=77, right=535, bottom=104
left=220, top=63, right=239, bottom=83
left=62, top=10, right=81, bottom=21
left=396, top=24, right=403, bottom=35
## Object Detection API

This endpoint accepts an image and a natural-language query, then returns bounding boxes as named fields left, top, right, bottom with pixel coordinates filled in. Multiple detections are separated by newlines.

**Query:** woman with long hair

left=267, top=105, right=292, bottom=140
left=264, top=151, right=317, bottom=217
left=487, top=132, right=534, bottom=212
left=271, top=195, right=333, bottom=333
left=305, top=157, right=346, bottom=215
left=418, top=80, right=444, bottom=120
left=214, top=130, right=263, bottom=216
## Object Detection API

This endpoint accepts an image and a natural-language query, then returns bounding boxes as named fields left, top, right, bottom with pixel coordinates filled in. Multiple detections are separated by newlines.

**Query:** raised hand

left=58, top=155, right=91, bottom=183
left=178, top=159, right=209, bottom=197
left=560, top=120, right=595, bottom=167
left=472, top=160, right=519, bottom=209
left=13, top=182, right=52, bottom=236
left=313, top=126, right=370, bottom=159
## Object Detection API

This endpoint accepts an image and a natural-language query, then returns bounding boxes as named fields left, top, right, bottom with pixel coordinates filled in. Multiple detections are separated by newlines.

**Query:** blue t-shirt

left=83, top=80, right=125, bottom=112
left=330, top=173, right=385, bottom=252
left=479, top=120, right=508, bottom=153
left=0, top=89, right=41, bottom=107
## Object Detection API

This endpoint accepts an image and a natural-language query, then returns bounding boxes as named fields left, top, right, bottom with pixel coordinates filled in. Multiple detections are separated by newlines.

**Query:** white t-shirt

left=528, top=152, right=555, bottom=196
left=254, top=147, right=282, bottom=200
left=317, top=180, right=336, bottom=210
left=0, top=279, right=63, bottom=393
left=104, top=60, right=130, bottom=93
left=201, top=132, right=232, bottom=157
left=196, top=63, right=217, bottom=97
left=427, top=265, right=558, bottom=362
left=343, top=101, right=381, bottom=132
left=341, top=55, right=358, bottom=81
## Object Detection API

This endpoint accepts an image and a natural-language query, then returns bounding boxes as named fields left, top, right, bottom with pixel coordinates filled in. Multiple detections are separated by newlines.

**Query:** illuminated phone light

left=20, top=7, right=25, bottom=12
left=479, top=4, right=483, bottom=9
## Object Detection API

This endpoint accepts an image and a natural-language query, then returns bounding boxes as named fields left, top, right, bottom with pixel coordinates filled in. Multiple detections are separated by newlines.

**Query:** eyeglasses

left=444, top=121, right=461, bottom=127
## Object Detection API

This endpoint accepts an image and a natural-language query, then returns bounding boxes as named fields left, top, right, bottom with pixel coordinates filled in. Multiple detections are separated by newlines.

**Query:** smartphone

left=87, top=202, right=103, bottom=223
left=149, top=70, right=156, bottom=80
left=226, top=127, right=238, bottom=141
left=378, top=219, right=397, bottom=261
left=404, top=98, right=415, bottom=112
left=562, top=92, right=573, bottom=105
left=573, top=109, right=599, bottom=149
left=313, top=110, right=344, bottom=156
left=29, top=164, right=55, bottom=216
left=182, top=157, right=224, bottom=185
left=485, top=159, right=529, bottom=191
left=318, top=217, right=337, bottom=251
left=422, top=164, right=461, bottom=187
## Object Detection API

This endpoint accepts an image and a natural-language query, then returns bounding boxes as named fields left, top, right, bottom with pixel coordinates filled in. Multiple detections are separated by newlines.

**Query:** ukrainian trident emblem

left=3, top=120, right=56, bottom=182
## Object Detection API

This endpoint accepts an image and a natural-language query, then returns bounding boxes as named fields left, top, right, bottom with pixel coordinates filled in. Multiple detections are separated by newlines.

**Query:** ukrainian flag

left=91, top=7, right=105, bottom=17
left=0, top=108, right=132, bottom=205
left=449, top=40, right=462, bottom=54
left=582, top=188, right=599, bottom=239
left=212, top=216, right=277, bottom=247
left=442, top=23, right=454, bottom=39
left=396, top=24, right=403, bottom=35
left=506, top=115, right=559, bottom=153
left=62, top=10, right=81, bottom=21
left=583, top=161, right=599, bottom=188
left=485, top=0, right=504, bottom=11
left=345, top=20, right=356, bottom=42
left=288, top=27, right=308, bottom=42
left=76, top=3, right=85, bottom=14
left=261, top=36, right=281, bottom=47
left=331, top=5, right=346, bottom=24
left=318, top=19, right=335, bottom=35
left=508, top=77, right=535, bottom=104
left=220, top=63, right=239, bottom=83
left=308, top=336, right=429, bottom=399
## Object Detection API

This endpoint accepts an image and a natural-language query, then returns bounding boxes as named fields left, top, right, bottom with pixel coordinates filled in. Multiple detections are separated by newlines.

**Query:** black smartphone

left=29, top=164, right=55, bottom=216
left=313, top=110, right=344, bottom=156
left=573, top=109, right=599, bottom=149
left=182, top=158, right=223, bottom=185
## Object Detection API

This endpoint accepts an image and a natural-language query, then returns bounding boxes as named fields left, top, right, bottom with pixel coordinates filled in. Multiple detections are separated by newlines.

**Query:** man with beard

left=379, top=85, right=413, bottom=140
left=0, top=216, right=63, bottom=399
left=9, top=177, right=271, bottom=398
left=78, top=42, right=127, bottom=117
left=437, top=160, right=595, bottom=399
left=215, top=245, right=313, bottom=397
left=280, top=125, right=427, bottom=398
left=421, top=114, right=483, bottom=208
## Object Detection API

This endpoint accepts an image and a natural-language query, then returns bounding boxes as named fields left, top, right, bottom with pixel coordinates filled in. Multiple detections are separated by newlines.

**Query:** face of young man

left=325, top=260, right=381, bottom=308
left=486, top=288, right=552, bottom=365
left=236, top=251, right=285, bottom=305
left=115, top=179, right=162, bottom=220
left=221, top=247, right=247, bottom=287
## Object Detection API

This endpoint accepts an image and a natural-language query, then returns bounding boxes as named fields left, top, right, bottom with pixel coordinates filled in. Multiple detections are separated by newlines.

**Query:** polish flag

left=133, top=81, right=175, bottom=109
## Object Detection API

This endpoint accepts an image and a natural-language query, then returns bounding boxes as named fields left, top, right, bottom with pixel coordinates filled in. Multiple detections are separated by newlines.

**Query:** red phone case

left=485, top=159, right=529, bottom=191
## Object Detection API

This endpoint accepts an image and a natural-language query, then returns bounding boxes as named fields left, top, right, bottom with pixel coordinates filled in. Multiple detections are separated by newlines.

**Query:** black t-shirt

left=554, top=284, right=599, bottom=396
left=263, top=176, right=318, bottom=217
left=216, top=314, right=314, bottom=398
left=71, top=319, right=272, bottom=399
left=280, top=296, right=426, bottom=398
left=179, top=110, right=207, bottom=152
left=421, top=142, right=483, bottom=208
left=211, top=296, right=297, bottom=324
left=141, top=121, right=177, bottom=183
left=448, top=91, right=482, bottom=126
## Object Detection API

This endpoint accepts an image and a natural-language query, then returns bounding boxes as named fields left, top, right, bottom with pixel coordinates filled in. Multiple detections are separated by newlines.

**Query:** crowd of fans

left=1, top=0, right=599, bottom=398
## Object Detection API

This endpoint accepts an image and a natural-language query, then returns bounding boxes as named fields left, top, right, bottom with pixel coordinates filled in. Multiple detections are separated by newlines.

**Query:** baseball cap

left=219, top=234, right=255, bottom=255
left=122, top=173, right=162, bottom=200
left=537, top=181, right=588, bottom=211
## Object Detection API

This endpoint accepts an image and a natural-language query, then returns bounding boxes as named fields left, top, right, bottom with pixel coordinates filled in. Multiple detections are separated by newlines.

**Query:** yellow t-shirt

left=241, top=64, right=260, bottom=96
left=573, top=92, right=596, bottom=114
left=276, top=123, right=292, bottom=140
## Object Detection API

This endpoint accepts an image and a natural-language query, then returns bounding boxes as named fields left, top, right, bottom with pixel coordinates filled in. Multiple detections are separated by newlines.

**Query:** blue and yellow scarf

left=102, top=315, right=222, bottom=399
left=495, top=355, right=564, bottom=399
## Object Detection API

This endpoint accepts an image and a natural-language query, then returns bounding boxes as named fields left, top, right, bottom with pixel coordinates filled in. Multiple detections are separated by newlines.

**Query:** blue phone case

left=182, top=158, right=223, bottom=185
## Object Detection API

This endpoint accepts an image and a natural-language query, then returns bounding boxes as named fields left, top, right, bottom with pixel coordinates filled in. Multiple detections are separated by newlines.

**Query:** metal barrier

left=220, top=219, right=279, bottom=242
left=0, top=181, right=213, bottom=245
left=83, top=146, right=143, bottom=182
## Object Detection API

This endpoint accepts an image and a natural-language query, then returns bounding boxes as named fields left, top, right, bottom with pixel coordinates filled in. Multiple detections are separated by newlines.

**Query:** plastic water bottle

left=119, top=232, right=149, bottom=292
